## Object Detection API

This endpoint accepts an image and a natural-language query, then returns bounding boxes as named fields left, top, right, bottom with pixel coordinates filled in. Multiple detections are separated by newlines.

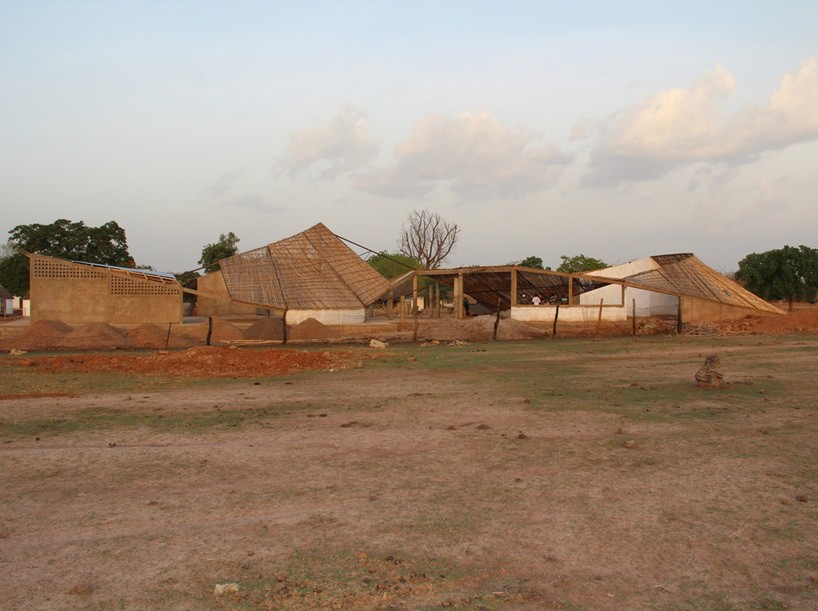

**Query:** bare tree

left=399, top=209, right=460, bottom=269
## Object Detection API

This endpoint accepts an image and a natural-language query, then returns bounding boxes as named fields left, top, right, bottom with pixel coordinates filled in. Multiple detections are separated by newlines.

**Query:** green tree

left=367, top=251, right=421, bottom=279
left=199, top=232, right=240, bottom=272
left=518, top=255, right=544, bottom=269
left=0, top=219, right=133, bottom=295
left=736, top=245, right=818, bottom=310
left=556, top=254, right=608, bottom=273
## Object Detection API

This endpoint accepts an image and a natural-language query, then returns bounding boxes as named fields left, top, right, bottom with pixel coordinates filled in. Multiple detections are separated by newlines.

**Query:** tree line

left=1, top=215, right=816, bottom=308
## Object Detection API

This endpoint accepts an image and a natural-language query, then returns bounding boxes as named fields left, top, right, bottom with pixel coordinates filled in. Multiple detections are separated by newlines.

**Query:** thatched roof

left=622, top=254, right=783, bottom=315
left=219, top=223, right=390, bottom=311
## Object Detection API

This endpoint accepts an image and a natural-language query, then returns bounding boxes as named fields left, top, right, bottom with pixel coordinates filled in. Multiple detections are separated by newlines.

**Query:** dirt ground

left=1, top=324, right=817, bottom=608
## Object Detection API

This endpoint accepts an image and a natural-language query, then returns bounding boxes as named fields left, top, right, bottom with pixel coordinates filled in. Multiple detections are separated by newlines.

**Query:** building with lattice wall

left=27, top=253, right=182, bottom=324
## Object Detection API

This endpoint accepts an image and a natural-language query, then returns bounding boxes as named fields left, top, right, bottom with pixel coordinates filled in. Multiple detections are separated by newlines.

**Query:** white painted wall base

left=512, top=305, right=627, bottom=322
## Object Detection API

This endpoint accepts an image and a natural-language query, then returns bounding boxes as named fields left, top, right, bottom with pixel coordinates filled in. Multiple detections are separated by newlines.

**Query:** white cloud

left=281, top=103, right=379, bottom=179
left=203, top=168, right=245, bottom=198
left=224, top=194, right=284, bottom=214
left=584, top=58, right=818, bottom=186
left=355, top=111, right=570, bottom=200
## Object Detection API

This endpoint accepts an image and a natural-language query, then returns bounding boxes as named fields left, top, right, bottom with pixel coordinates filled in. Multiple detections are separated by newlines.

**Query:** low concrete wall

left=512, top=304, right=627, bottom=323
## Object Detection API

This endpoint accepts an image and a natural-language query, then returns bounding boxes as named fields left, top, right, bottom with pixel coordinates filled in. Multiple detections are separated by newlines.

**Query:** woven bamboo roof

left=219, top=223, right=390, bottom=310
left=622, top=254, right=783, bottom=314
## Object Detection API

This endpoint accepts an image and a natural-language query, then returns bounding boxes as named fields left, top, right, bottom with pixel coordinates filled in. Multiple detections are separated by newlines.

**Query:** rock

left=623, top=440, right=637, bottom=449
left=214, top=583, right=240, bottom=595
left=369, top=338, right=388, bottom=349
left=695, top=355, right=725, bottom=389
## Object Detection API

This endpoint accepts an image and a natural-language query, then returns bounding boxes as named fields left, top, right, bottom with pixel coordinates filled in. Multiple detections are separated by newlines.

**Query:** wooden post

left=493, top=297, right=501, bottom=340
left=206, top=316, right=213, bottom=346
left=387, top=288, right=394, bottom=320
left=282, top=309, right=288, bottom=344
left=413, top=302, right=419, bottom=342
left=454, top=274, right=464, bottom=319
left=632, top=298, right=637, bottom=336
left=510, top=268, right=518, bottom=309
left=412, top=274, right=418, bottom=317
left=399, top=296, right=406, bottom=322
left=165, top=323, right=172, bottom=349
left=568, top=276, right=574, bottom=305
left=435, top=283, right=441, bottom=318
left=596, top=298, right=604, bottom=335
left=553, top=301, right=560, bottom=337
left=676, top=297, right=683, bottom=334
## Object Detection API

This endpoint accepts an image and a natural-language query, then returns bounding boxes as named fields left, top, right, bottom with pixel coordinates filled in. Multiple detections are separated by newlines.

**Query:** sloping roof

left=219, top=223, right=390, bottom=310
left=622, top=254, right=783, bottom=314
left=26, top=252, right=180, bottom=287
left=0, top=283, right=12, bottom=299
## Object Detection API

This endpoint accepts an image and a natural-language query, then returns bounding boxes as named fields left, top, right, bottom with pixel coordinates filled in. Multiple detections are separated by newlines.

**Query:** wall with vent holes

left=30, top=256, right=182, bottom=324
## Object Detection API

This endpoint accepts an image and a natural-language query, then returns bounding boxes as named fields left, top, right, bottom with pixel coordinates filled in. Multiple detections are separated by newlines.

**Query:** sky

left=1, top=1, right=817, bottom=275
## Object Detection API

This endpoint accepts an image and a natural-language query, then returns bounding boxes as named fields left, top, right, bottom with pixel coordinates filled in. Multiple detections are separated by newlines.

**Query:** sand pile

left=243, top=317, right=284, bottom=341
left=0, top=320, right=74, bottom=351
left=127, top=323, right=196, bottom=349
left=57, top=322, right=133, bottom=350
left=423, top=315, right=549, bottom=341
left=288, top=318, right=341, bottom=340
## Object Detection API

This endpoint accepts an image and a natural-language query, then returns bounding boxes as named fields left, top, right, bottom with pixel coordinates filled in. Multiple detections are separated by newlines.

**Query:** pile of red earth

left=15, top=346, right=364, bottom=377
left=0, top=320, right=198, bottom=351
left=243, top=317, right=285, bottom=341
left=288, top=318, right=341, bottom=340
left=686, top=307, right=818, bottom=335
left=0, top=320, right=74, bottom=351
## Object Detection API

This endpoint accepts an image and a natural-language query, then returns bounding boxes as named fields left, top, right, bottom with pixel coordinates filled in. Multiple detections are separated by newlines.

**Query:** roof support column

left=568, top=276, right=574, bottom=305
left=454, top=274, right=464, bottom=319
left=510, top=268, right=518, bottom=308
left=412, top=274, right=418, bottom=316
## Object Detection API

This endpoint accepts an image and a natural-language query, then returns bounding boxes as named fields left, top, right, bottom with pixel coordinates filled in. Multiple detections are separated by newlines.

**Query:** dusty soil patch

left=127, top=323, right=196, bottom=349
left=12, top=346, right=365, bottom=379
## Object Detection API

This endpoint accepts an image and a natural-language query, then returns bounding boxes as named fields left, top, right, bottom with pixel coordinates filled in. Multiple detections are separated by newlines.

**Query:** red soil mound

left=288, top=318, right=341, bottom=340
left=243, top=317, right=285, bottom=341
left=0, top=320, right=74, bottom=351
left=691, top=307, right=818, bottom=335
left=56, top=322, right=133, bottom=350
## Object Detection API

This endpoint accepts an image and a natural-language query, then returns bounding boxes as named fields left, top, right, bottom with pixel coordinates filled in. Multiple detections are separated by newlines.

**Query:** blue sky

left=2, top=1, right=817, bottom=274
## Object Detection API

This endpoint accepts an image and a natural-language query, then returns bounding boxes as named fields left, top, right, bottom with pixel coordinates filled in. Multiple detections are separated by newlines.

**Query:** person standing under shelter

left=532, top=294, right=542, bottom=305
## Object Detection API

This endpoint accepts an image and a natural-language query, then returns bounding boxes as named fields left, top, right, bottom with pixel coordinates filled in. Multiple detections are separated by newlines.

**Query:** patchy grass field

left=1, top=336, right=817, bottom=609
